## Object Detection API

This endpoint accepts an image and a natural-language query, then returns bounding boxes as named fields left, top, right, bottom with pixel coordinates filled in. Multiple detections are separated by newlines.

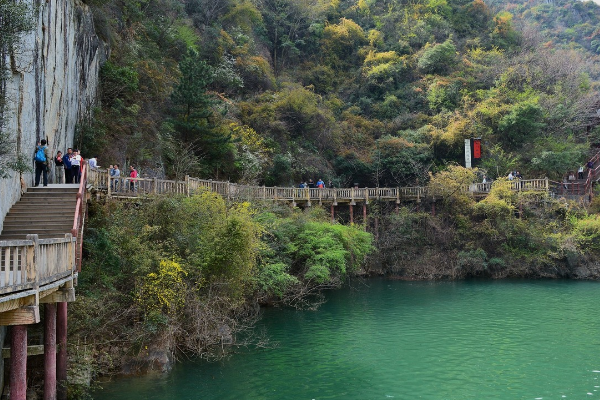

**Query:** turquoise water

left=92, top=279, right=600, bottom=399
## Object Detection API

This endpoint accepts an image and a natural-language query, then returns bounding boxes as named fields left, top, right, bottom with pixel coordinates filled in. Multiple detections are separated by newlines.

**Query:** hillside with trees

left=79, top=0, right=600, bottom=187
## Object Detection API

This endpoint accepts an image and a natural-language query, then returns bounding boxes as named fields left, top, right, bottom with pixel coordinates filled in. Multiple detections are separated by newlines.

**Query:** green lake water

left=92, top=279, right=600, bottom=399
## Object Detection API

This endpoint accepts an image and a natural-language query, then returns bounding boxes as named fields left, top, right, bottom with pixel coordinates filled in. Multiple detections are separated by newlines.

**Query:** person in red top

left=129, top=165, right=138, bottom=192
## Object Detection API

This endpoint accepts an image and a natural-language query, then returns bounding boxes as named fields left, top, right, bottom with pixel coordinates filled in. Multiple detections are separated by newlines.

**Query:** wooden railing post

left=107, top=170, right=112, bottom=198
left=185, top=175, right=190, bottom=196
left=26, top=234, right=39, bottom=283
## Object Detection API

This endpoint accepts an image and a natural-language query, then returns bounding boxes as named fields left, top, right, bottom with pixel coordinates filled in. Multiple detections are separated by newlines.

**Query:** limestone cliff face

left=0, top=0, right=106, bottom=229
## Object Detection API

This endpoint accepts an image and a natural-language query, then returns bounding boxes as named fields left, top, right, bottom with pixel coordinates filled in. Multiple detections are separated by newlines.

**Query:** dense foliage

left=79, top=0, right=600, bottom=186
left=375, top=169, right=600, bottom=280
left=73, top=192, right=373, bottom=373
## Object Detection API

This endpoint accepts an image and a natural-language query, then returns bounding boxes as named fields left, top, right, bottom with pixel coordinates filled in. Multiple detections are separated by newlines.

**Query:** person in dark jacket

left=63, top=148, right=73, bottom=183
left=33, top=139, right=51, bottom=187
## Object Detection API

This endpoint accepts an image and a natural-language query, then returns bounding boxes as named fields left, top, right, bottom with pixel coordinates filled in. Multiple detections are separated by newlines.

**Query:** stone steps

left=0, top=186, right=79, bottom=241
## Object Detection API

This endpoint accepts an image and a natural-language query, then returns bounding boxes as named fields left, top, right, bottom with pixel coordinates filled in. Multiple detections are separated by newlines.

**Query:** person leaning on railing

left=111, top=164, right=121, bottom=191
left=129, top=165, right=138, bottom=192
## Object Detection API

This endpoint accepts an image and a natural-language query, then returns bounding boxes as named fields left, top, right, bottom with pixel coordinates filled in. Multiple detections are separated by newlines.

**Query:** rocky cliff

left=0, top=0, right=106, bottom=229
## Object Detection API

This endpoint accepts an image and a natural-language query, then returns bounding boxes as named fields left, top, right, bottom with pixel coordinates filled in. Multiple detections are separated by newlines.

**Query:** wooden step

left=21, top=192, right=78, bottom=198
left=0, top=233, right=72, bottom=241
left=3, top=222, right=72, bottom=229
left=0, top=230, right=71, bottom=237
left=8, top=204, right=76, bottom=209
left=10, top=202, right=77, bottom=208
left=4, top=215, right=73, bottom=222
left=19, top=195, right=77, bottom=202
left=28, top=185, right=79, bottom=192
left=6, top=209, right=75, bottom=216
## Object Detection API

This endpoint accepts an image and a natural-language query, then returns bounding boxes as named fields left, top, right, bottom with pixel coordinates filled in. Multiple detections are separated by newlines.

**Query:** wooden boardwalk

left=87, top=169, right=551, bottom=205
left=0, top=167, right=87, bottom=400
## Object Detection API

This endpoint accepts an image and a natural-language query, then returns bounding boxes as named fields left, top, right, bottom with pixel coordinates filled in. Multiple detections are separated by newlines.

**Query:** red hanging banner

left=473, top=138, right=481, bottom=159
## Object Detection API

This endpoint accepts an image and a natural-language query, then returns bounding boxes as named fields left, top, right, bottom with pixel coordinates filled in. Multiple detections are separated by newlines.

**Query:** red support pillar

left=362, top=203, right=367, bottom=229
left=330, top=204, right=335, bottom=223
left=44, top=304, right=57, bottom=400
left=431, top=201, right=436, bottom=217
left=349, top=204, right=354, bottom=224
left=57, top=303, right=67, bottom=400
left=10, top=326, right=27, bottom=400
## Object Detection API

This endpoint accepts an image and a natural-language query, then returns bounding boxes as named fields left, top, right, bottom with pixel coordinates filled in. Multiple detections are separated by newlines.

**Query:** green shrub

left=573, top=215, right=600, bottom=250
left=457, top=248, right=488, bottom=275
left=417, top=39, right=457, bottom=74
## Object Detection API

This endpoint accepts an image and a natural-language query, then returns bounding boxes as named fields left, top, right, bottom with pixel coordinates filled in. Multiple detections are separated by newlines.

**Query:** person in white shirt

left=71, top=150, right=82, bottom=183
left=88, top=156, right=98, bottom=169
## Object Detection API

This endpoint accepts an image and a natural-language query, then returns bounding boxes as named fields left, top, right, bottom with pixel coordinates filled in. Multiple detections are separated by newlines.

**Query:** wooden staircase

left=0, top=185, right=79, bottom=240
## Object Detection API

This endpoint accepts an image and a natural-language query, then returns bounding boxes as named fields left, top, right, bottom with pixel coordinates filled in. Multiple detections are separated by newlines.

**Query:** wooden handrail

left=88, top=169, right=551, bottom=202
left=0, top=234, right=76, bottom=294
left=71, top=161, right=87, bottom=272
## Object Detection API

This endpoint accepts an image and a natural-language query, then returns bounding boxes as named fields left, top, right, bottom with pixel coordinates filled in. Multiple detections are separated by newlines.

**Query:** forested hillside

left=78, top=0, right=600, bottom=187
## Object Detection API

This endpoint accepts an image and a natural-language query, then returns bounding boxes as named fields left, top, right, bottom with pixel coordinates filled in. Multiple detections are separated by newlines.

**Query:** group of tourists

left=507, top=171, right=523, bottom=181
left=108, top=164, right=138, bottom=191
left=33, top=140, right=90, bottom=187
left=33, top=139, right=139, bottom=191
left=566, top=161, right=595, bottom=183
left=299, top=178, right=328, bottom=188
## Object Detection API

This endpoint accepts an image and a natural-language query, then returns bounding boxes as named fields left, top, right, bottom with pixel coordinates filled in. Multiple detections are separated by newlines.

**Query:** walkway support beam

left=363, top=202, right=367, bottom=229
left=44, top=303, right=57, bottom=400
left=10, top=325, right=27, bottom=400
left=57, top=302, right=67, bottom=400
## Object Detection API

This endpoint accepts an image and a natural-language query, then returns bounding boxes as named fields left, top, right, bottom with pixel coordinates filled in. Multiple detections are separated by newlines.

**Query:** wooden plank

left=13, top=246, right=19, bottom=285
left=37, top=238, right=72, bottom=245
left=0, top=240, right=34, bottom=247
left=0, top=296, right=34, bottom=313
left=0, top=305, right=40, bottom=325
left=3, top=247, right=9, bottom=287
left=40, top=288, right=75, bottom=303
left=2, top=344, right=46, bottom=358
